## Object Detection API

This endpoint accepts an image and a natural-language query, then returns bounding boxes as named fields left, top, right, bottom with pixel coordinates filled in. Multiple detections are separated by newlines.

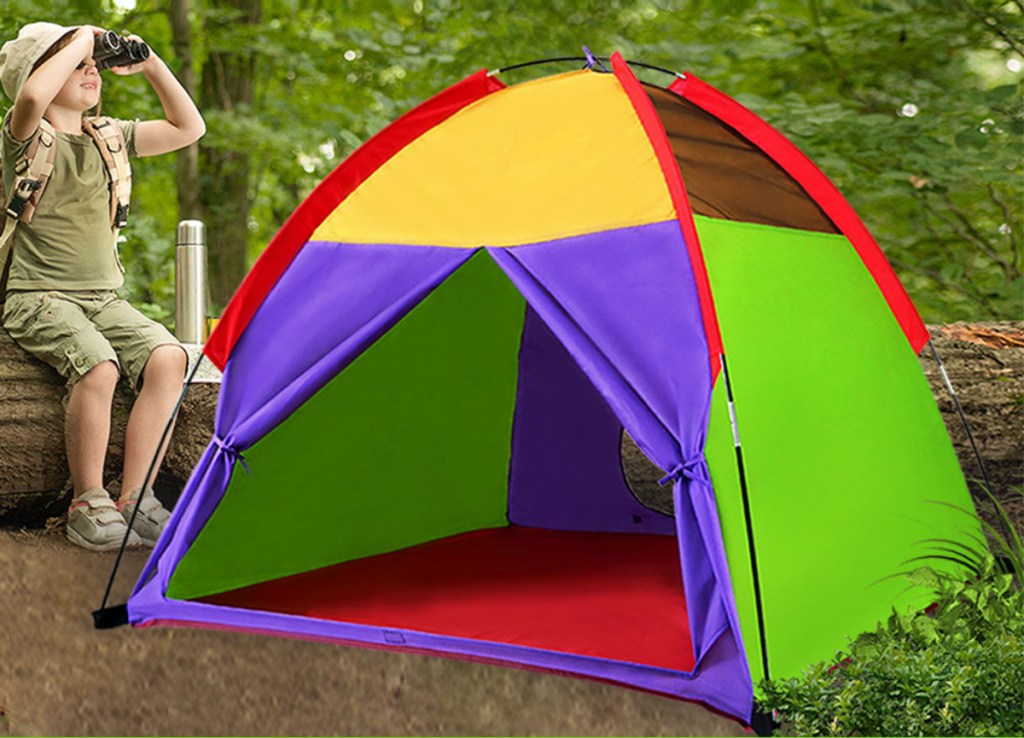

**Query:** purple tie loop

left=213, top=435, right=251, bottom=475
left=658, top=456, right=708, bottom=487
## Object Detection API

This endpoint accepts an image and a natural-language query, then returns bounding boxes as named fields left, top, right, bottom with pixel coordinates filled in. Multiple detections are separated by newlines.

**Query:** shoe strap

left=70, top=494, right=123, bottom=525
left=118, top=490, right=169, bottom=521
left=70, top=494, right=117, bottom=513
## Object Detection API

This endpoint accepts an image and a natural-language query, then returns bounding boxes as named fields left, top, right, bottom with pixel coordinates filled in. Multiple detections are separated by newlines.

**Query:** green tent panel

left=698, top=216, right=969, bottom=682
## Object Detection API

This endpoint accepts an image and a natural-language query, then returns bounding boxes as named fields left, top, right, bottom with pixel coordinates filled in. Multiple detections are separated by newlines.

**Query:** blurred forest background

left=2, top=0, right=1021, bottom=325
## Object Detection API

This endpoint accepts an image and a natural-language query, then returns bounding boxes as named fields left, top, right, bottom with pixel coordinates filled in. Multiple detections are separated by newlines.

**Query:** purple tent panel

left=508, top=307, right=676, bottom=535
left=129, top=223, right=755, bottom=721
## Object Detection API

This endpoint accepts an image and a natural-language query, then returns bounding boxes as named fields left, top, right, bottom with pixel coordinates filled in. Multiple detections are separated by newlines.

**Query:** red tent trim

left=204, top=70, right=506, bottom=370
left=611, top=53, right=724, bottom=383
left=669, top=75, right=928, bottom=353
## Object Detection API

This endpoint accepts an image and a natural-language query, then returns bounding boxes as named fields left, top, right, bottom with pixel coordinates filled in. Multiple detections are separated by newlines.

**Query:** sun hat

left=0, top=22, right=77, bottom=101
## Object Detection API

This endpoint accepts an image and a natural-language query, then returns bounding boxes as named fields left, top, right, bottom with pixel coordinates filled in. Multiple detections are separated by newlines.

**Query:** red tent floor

left=201, top=526, right=695, bottom=672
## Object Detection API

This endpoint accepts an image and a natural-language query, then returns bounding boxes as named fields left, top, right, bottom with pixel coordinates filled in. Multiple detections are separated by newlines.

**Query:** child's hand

left=106, top=32, right=154, bottom=76
left=76, top=25, right=109, bottom=56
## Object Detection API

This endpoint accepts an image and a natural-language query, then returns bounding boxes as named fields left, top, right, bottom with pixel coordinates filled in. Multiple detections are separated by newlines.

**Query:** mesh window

left=645, top=84, right=839, bottom=234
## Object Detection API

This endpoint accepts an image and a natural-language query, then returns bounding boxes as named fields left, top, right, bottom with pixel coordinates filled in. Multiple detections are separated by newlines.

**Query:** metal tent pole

left=719, top=353, right=771, bottom=684
left=927, top=338, right=993, bottom=492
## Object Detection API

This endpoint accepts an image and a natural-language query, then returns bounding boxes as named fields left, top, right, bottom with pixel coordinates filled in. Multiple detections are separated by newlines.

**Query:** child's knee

left=143, top=344, right=187, bottom=387
left=75, top=360, right=119, bottom=393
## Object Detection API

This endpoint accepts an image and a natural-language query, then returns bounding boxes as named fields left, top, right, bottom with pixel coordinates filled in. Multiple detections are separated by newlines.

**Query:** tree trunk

left=199, top=0, right=262, bottom=310
left=169, top=0, right=202, bottom=221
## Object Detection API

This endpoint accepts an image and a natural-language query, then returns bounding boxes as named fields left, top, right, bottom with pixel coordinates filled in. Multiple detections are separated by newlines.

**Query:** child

left=0, top=23, right=205, bottom=550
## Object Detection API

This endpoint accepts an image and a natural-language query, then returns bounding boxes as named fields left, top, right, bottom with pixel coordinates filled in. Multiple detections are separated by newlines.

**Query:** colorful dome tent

left=123, top=53, right=976, bottom=724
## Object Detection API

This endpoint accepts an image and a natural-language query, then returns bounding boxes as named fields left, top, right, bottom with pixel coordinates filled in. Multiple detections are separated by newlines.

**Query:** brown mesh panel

left=645, top=84, right=839, bottom=234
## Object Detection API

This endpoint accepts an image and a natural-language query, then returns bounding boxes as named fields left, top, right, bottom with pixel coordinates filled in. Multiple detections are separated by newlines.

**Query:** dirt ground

left=2, top=323, right=1017, bottom=736
left=0, top=528, right=745, bottom=737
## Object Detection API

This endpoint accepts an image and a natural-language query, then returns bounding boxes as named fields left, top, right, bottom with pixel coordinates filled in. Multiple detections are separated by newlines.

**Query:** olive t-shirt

left=2, top=111, right=137, bottom=291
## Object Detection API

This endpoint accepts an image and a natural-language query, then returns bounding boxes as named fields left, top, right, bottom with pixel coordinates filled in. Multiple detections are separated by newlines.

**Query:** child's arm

left=9, top=26, right=101, bottom=141
left=115, top=39, right=205, bottom=157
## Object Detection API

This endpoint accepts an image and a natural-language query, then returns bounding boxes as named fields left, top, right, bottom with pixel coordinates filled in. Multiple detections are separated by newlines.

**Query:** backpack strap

left=2, top=118, right=58, bottom=233
left=1, top=118, right=58, bottom=296
left=82, top=117, right=132, bottom=229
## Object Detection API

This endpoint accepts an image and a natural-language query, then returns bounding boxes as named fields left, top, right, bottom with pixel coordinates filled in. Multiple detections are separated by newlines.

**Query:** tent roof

left=313, top=70, right=676, bottom=248
left=204, top=53, right=926, bottom=379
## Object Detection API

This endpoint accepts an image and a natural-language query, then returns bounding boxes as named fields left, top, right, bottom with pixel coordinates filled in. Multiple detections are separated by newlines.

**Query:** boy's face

left=51, top=57, right=101, bottom=112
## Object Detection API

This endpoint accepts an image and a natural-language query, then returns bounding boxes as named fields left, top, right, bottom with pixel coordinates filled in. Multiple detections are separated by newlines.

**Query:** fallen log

left=1, top=322, right=1021, bottom=528
left=0, top=329, right=218, bottom=526
left=920, top=322, right=1023, bottom=497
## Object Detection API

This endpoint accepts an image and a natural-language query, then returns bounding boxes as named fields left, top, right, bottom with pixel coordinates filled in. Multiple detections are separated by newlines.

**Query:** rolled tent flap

left=486, top=222, right=738, bottom=669
left=130, top=442, right=223, bottom=601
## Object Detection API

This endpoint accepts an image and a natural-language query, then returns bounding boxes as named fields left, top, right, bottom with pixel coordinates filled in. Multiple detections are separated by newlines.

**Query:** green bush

left=759, top=568, right=1022, bottom=736
left=758, top=488, right=1023, bottom=736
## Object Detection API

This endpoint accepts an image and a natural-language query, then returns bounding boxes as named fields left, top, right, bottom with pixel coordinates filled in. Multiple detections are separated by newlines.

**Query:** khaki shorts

left=2, top=290, right=184, bottom=391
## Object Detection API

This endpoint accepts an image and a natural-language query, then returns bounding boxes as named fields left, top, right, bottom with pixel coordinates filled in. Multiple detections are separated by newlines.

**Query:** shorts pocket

left=2, top=291, right=51, bottom=334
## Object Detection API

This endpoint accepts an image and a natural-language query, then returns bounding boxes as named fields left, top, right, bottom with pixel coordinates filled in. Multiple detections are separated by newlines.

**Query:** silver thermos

left=175, top=220, right=207, bottom=344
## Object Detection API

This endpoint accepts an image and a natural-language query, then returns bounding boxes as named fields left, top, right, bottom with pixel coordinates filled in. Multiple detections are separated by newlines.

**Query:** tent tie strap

left=213, top=435, right=251, bottom=475
left=581, top=45, right=609, bottom=72
left=658, top=456, right=709, bottom=487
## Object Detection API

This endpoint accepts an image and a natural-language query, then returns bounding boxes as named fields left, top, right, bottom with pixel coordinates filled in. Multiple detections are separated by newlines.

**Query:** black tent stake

left=93, top=353, right=205, bottom=628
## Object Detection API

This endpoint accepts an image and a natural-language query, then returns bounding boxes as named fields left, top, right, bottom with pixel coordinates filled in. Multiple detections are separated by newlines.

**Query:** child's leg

left=2, top=292, right=122, bottom=498
left=66, top=360, right=119, bottom=495
left=88, top=294, right=186, bottom=547
left=120, top=344, right=187, bottom=500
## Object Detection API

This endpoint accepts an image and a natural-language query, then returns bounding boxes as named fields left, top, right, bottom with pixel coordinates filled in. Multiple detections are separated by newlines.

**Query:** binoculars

left=92, top=31, right=150, bottom=71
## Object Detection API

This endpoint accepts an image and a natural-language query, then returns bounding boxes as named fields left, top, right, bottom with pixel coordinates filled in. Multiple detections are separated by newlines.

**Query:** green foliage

left=2, top=0, right=1021, bottom=322
left=759, top=568, right=1023, bottom=736
left=117, top=209, right=176, bottom=327
left=909, top=484, right=1024, bottom=586
left=758, top=490, right=1024, bottom=736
